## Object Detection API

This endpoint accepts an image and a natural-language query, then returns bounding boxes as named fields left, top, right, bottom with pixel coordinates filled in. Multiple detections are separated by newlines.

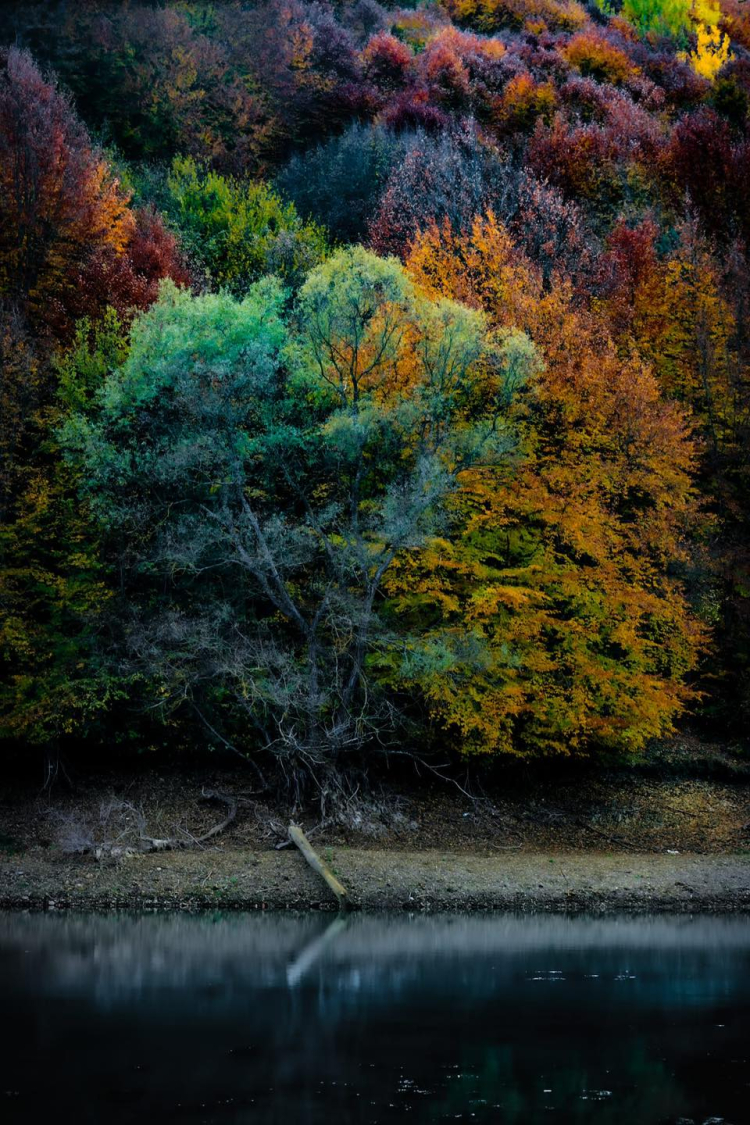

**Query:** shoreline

left=2, top=849, right=749, bottom=914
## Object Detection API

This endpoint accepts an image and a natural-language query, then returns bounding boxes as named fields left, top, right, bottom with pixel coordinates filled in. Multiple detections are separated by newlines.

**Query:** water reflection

left=0, top=912, right=747, bottom=1124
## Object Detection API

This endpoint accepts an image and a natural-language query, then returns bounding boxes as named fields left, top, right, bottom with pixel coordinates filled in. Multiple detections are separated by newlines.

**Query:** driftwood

left=54, top=791, right=239, bottom=862
left=125, top=789, right=239, bottom=856
left=288, top=824, right=350, bottom=909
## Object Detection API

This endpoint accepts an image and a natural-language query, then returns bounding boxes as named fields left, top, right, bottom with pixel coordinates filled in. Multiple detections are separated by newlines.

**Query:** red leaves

left=667, top=108, right=748, bottom=243
left=361, top=32, right=414, bottom=92
left=70, top=208, right=191, bottom=328
left=0, top=49, right=189, bottom=337
left=0, top=48, right=132, bottom=332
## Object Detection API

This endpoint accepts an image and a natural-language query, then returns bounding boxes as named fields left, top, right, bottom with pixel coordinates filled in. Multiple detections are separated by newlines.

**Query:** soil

left=1, top=735, right=748, bottom=913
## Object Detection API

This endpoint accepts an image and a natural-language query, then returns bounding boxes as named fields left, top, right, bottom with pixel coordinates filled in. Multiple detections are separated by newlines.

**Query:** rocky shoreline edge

left=1, top=850, right=748, bottom=914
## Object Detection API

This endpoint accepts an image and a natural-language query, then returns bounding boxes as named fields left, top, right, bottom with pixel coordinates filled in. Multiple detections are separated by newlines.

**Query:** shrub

left=162, top=156, right=326, bottom=292
left=494, top=72, right=557, bottom=134
left=563, top=31, right=640, bottom=85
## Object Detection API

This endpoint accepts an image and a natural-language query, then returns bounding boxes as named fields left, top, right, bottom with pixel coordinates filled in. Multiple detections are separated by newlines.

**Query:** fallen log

left=288, top=824, right=350, bottom=909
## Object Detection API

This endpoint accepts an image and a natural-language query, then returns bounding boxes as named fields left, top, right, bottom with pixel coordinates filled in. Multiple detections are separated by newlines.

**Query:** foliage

left=400, top=213, right=705, bottom=756
left=368, top=123, right=514, bottom=258
left=445, top=0, right=588, bottom=33
left=276, top=124, right=417, bottom=244
left=156, top=157, right=326, bottom=292
left=0, top=48, right=133, bottom=335
left=0, top=312, right=131, bottom=749
left=0, top=48, right=190, bottom=338
left=62, top=255, right=524, bottom=787
left=494, top=73, right=557, bottom=135
left=1, top=0, right=749, bottom=769
left=680, top=24, right=732, bottom=82
left=563, top=32, right=640, bottom=85
left=621, top=0, right=720, bottom=38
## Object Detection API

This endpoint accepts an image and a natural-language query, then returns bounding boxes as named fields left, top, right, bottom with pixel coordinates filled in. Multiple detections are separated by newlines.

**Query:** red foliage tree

left=595, top=216, right=660, bottom=339
left=0, top=47, right=133, bottom=333
left=667, top=108, right=737, bottom=242
left=70, top=207, right=192, bottom=327
left=0, top=48, right=190, bottom=337
left=361, top=32, right=414, bottom=93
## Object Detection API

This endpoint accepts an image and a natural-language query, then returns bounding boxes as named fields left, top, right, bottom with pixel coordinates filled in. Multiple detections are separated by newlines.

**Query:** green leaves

left=163, top=156, right=326, bottom=293
left=295, top=246, right=415, bottom=408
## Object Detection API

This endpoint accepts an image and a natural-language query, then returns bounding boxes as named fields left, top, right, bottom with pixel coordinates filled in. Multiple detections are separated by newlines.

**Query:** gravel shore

left=2, top=848, right=748, bottom=913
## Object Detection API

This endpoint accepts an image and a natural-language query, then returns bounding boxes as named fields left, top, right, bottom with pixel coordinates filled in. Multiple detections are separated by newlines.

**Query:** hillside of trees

left=0, top=0, right=748, bottom=801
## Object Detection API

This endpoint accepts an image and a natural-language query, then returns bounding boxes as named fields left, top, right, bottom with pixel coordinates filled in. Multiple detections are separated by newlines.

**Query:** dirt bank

left=1, top=849, right=748, bottom=913
left=2, top=736, right=748, bottom=913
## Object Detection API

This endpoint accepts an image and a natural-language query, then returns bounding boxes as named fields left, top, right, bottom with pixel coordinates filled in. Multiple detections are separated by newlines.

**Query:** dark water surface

left=0, top=911, right=748, bottom=1124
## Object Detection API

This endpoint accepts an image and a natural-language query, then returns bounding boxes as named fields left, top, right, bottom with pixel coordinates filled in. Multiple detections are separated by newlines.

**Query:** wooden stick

left=288, top=824, right=350, bottom=909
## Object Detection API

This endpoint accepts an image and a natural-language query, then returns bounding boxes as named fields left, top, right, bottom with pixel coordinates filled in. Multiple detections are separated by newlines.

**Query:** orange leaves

left=361, top=33, right=414, bottom=92
left=394, top=211, right=706, bottom=757
left=493, top=73, right=557, bottom=135
left=422, top=31, right=472, bottom=105
left=562, top=31, right=640, bottom=86
left=83, top=161, right=135, bottom=257
left=408, top=212, right=542, bottom=326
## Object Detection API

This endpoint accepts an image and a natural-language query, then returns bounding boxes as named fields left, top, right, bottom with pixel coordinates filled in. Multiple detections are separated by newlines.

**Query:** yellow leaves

left=468, top=583, right=544, bottom=617
left=621, top=0, right=722, bottom=36
left=629, top=224, right=740, bottom=455
left=679, top=22, right=732, bottom=80
left=692, top=0, right=723, bottom=26
left=444, top=0, right=588, bottom=34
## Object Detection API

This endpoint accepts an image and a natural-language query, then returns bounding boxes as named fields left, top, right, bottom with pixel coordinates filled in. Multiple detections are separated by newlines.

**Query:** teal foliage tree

left=63, top=254, right=530, bottom=795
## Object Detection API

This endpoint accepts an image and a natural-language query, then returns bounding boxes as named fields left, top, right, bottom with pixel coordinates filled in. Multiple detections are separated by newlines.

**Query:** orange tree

left=372, top=212, right=707, bottom=758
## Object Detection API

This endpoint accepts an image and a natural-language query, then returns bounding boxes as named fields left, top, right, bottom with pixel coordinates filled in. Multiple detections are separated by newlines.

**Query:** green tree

left=155, top=156, right=326, bottom=293
left=63, top=253, right=528, bottom=798
left=0, top=311, right=130, bottom=766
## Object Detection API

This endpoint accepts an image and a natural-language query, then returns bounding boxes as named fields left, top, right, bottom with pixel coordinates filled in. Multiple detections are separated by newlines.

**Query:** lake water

left=0, top=911, right=747, bottom=1124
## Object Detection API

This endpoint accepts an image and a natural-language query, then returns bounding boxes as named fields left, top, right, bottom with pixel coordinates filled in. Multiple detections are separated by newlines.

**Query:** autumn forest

left=1, top=0, right=749, bottom=800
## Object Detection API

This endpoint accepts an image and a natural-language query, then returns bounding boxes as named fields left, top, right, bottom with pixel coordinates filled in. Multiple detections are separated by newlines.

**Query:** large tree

left=63, top=251, right=530, bottom=798
left=0, top=47, right=132, bottom=333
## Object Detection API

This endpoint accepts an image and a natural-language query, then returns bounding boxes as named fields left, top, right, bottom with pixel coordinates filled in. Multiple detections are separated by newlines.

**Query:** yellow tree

left=681, top=22, right=732, bottom=81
